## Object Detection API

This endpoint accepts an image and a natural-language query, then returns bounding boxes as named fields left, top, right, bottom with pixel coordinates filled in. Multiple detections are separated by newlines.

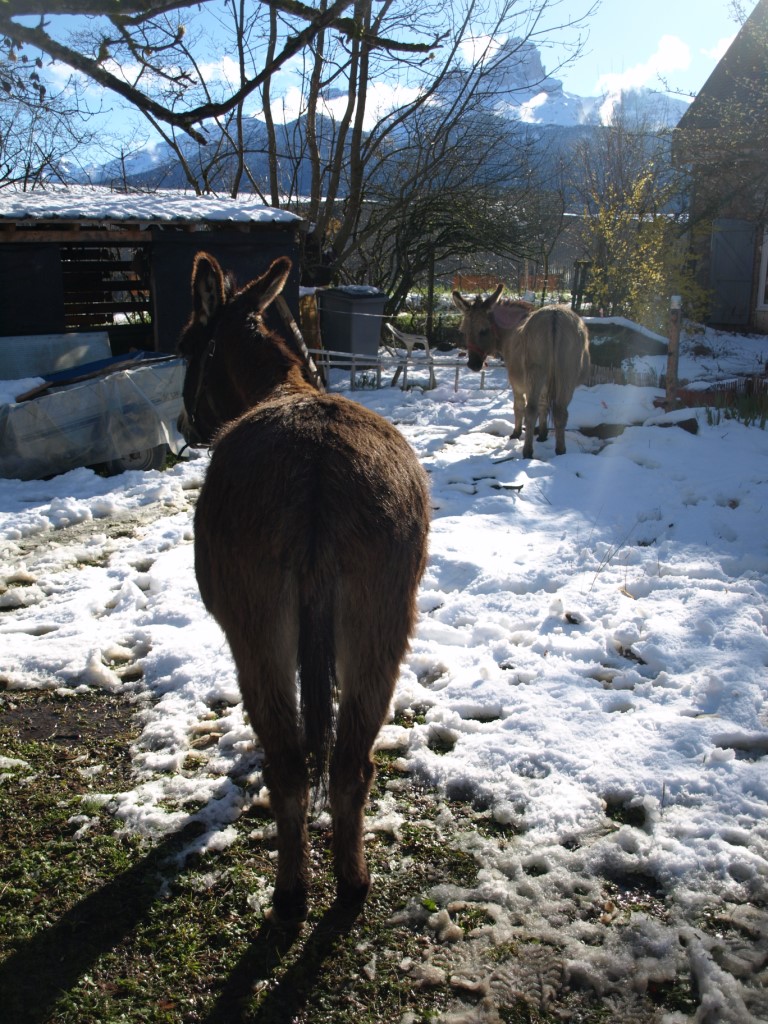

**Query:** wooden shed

left=0, top=185, right=305, bottom=356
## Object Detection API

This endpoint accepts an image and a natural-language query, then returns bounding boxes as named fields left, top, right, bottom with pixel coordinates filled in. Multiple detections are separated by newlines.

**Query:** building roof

left=0, top=184, right=302, bottom=226
left=677, top=0, right=768, bottom=132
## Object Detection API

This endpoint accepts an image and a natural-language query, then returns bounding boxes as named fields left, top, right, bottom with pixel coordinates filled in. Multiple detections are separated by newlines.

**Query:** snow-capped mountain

left=75, top=38, right=689, bottom=190
left=501, top=79, right=689, bottom=128
left=79, top=140, right=208, bottom=190
left=487, top=37, right=690, bottom=128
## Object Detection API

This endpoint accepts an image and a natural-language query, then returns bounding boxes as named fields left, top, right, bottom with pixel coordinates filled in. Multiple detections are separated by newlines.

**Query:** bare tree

left=0, top=1, right=439, bottom=142
left=340, top=78, right=541, bottom=307
left=513, top=152, right=571, bottom=303
left=0, top=0, right=596, bottom=293
left=265, top=0, right=595, bottom=285
left=0, top=50, right=105, bottom=187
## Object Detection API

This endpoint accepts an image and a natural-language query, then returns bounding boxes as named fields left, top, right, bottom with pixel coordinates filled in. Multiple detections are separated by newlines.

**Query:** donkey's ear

left=241, top=255, right=292, bottom=315
left=191, top=252, right=226, bottom=325
left=483, top=284, right=504, bottom=310
left=452, top=291, right=470, bottom=312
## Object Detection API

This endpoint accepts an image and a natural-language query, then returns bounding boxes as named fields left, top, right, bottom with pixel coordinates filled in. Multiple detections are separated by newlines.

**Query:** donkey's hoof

left=336, top=877, right=371, bottom=908
left=270, top=885, right=309, bottom=926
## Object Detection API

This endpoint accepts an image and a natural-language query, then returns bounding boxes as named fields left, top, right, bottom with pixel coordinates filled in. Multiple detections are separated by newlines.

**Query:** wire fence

left=311, top=346, right=660, bottom=393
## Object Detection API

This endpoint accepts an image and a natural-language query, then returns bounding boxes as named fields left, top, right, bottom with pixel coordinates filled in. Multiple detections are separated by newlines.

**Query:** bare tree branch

left=0, top=0, right=439, bottom=140
left=2, top=0, right=441, bottom=48
left=0, top=1, right=207, bottom=16
left=0, top=0, right=356, bottom=140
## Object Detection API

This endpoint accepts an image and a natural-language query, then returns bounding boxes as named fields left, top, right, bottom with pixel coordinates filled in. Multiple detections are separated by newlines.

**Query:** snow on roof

left=583, top=315, right=668, bottom=344
left=0, top=184, right=303, bottom=226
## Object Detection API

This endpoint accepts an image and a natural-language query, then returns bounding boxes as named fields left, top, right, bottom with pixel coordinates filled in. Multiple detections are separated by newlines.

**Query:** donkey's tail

left=545, top=311, right=560, bottom=417
left=297, top=581, right=337, bottom=795
left=547, top=308, right=568, bottom=411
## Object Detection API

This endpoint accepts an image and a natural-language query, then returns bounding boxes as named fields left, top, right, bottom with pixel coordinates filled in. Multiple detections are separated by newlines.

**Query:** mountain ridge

left=77, top=37, right=690, bottom=191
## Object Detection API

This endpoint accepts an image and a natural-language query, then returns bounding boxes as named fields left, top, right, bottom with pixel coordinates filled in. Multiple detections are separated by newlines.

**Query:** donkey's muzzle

left=177, top=409, right=207, bottom=448
left=466, top=349, right=486, bottom=372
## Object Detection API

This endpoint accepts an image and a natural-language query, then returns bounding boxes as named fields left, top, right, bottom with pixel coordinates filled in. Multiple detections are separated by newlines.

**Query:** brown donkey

left=454, top=286, right=590, bottom=458
left=177, top=253, right=430, bottom=924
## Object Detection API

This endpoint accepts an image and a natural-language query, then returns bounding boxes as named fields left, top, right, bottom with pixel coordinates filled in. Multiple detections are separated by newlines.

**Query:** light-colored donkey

left=453, top=285, right=590, bottom=458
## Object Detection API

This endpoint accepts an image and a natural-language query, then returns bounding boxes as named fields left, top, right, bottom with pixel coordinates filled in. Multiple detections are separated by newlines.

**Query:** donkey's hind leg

left=260, top=713, right=310, bottom=923
left=552, top=399, right=569, bottom=456
left=511, top=384, right=525, bottom=439
left=228, top=625, right=310, bottom=924
left=523, top=385, right=544, bottom=459
left=331, top=599, right=407, bottom=905
left=536, top=390, right=549, bottom=442
left=329, top=696, right=384, bottom=905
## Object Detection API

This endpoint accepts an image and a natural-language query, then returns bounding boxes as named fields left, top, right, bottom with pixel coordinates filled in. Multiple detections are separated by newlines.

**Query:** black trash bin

left=317, top=285, right=387, bottom=364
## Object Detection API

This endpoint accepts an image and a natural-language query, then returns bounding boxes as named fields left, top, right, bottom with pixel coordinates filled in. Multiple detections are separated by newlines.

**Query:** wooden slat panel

left=62, top=260, right=139, bottom=274
left=63, top=301, right=151, bottom=315
left=62, top=280, right=149, bottom=295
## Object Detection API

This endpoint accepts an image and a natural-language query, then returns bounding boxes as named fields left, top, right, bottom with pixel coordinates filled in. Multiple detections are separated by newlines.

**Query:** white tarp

left=0, top=359, right=185, bottom=480
left=0, top=331, right=112, bottom=379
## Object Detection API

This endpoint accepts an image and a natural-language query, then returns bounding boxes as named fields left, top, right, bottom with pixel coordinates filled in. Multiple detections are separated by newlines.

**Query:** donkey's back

left=195, top=392, right=429, bottom=669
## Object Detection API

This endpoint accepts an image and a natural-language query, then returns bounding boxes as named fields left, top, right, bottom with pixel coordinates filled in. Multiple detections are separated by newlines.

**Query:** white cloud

left=261, top=80, right=424, bottom=130
left=702, top=35, right=735, bottom=62
left=48, top=54, right=241, bottom=94
left=195, top=56, right=242, bottom=87
left=596, top=34, right=690, bottom=96
left=460, top=34, right=507, bottom=67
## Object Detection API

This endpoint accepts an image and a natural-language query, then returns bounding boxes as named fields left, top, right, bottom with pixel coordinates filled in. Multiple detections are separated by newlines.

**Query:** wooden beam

left=0, top=229, right=153, bottom=243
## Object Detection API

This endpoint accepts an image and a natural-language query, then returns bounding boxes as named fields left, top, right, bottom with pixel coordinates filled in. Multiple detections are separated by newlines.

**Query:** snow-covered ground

left=2, top=325, right=767, bottom=1021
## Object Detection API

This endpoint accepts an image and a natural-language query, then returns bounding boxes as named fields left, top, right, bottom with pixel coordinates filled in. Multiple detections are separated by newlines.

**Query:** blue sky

left=40, top=0, right=745, bottom=149
left=553, top=0, right=741, bottom=98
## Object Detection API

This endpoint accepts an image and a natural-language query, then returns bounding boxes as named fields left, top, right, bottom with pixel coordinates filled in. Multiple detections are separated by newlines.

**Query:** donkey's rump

left=195, top=391, right=427, bottom=592
left=519, top=305, right=590, bottom=458
left=194, top=389, right=429, bottom=758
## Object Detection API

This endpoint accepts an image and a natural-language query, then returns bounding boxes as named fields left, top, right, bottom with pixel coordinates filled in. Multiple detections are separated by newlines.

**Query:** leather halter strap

left=186, top=335, right=225, bottom=445
left=466, top=336, right=487, bottom=355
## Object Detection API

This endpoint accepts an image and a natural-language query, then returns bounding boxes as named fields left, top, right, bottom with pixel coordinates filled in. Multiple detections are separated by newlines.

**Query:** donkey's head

left=177, top=252, right=293, bottom=446
left=452, top=284, right=504, bottom=371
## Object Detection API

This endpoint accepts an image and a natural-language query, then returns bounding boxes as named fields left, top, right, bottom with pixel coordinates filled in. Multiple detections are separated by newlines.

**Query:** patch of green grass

left=0, top=702, right=474, bottom=1024
left=498, top=1006, right=557, bottom=1023
left=647, top=977, right=699, bottom=1015
left=0, top=693, right=691, bottom=1024
left=603, top=796, right=647, bottom=829
left=451, top=904, right=495, bottom=931
left=426, top=732, right=456, bottom=755
left=393, top=706, right=428, bottom=727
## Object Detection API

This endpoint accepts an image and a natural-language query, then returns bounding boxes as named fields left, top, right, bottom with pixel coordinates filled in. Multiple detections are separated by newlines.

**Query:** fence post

left=665, top=295, right=682, bottom=410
